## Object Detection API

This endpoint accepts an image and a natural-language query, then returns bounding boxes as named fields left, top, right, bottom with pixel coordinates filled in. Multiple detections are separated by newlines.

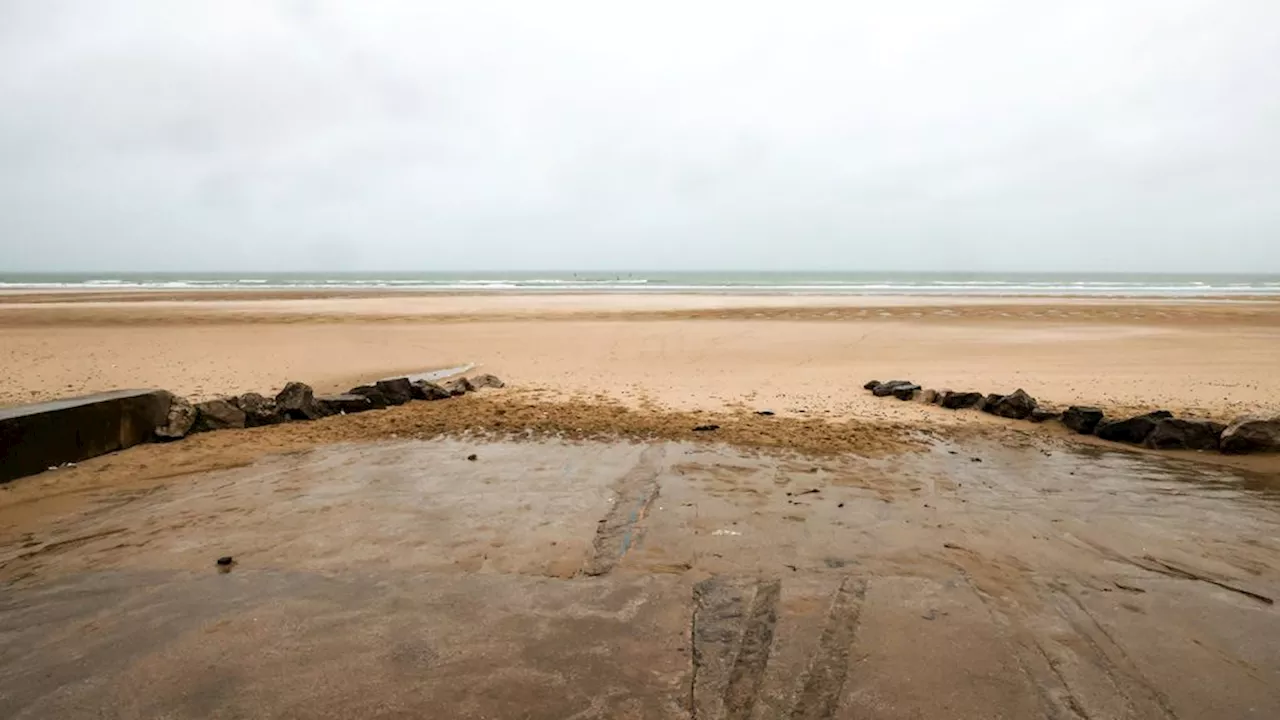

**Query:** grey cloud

left=1, top=0, right=1278, bottom=272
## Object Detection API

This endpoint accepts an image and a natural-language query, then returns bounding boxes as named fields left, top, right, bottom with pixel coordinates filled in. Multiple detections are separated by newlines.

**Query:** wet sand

left=2, top=434, right=1278, bottom=718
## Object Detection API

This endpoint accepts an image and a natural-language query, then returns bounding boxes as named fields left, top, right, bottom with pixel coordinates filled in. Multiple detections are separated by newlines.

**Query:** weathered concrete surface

left=2, top=438, right=1279, bottom=718
left=0, top=390, right=171, bottom=483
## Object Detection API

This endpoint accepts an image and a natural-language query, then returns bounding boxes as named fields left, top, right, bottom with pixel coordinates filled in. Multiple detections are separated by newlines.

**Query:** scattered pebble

left=467, top=454, right=478, bottom=461
left=692, top=424, right=720, bottom=432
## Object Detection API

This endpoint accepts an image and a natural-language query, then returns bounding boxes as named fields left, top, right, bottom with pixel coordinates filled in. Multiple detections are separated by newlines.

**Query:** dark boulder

left=1145, top=418, right=1225, bottom=451
left=1095, top=411, right=1173, bottom=445
left=1062, top=406, right=1105, bottom=434
left=470, top=373, right=505, bottom=389
left=275, top=381, right=325, bottom=420
left=235, top=392, right=282, bottom=427
left=1029, top=407, right=1061, bottom=423
left=892, top=384, right=920, bottom=401
left=375, top=378, right=414, bottom=405
left=318, top=394, right=374, bottom=415
left=940, top=391, right=984, bottom=410
left=863, top=380, right=881, bottom=391
left=411, top=380, right=452, bottom=401
left=979, top=394, right=1005, bottom=414
left=872, top=380, right=916, bottom=398
left=156, top=395, right=198, bottom=440
left=193, top=398, right=246, bottom=432
left=1220, top=416, right=1280, bottom=454
left=348, top=386, right=390, bottom=409
left=441, top=378, right=474, bottom=396
left=990, top=389, right=1037, bottom=420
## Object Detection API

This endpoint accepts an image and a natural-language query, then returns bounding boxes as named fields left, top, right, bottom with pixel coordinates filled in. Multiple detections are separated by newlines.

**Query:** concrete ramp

left=0, top=390, right=171, bottom=483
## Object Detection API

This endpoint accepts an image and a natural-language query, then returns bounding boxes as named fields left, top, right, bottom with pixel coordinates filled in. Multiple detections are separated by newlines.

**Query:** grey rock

left=275, top=382, right=325, bottom=420
left=872, top=380, right=916, bottom=398
left=863, top=380, right=881, bottom=391
left=1145, top=418, right=1225, bottom=451
left=441, top=377, right=474, bottom=396
left=1095, top=411, right=1173, bottom=444
left=411, top=380, right=452, bottom=401
left=156, top=395, right=198, bottom=440
left=921, top=389, right=939, bottom=404
left=940, top=391, right=984, bottom=410
left=318, top=394, right=374, bottom=415
left=469, top=373, right=505, bottom=389
left=375, top=378, right=414, bottom=405
left=235, top=392, right=281, bottom=427
left=991, top=389, right=1038, bottom=420
left=979, top=394, right=1005, bottom=414
left=193, top=398, right=246, bottom=432
left=349, top=386, right=390, bottom=409
left=1220, top=415, right=1280, bottom=454
left=892, top=384, right=920, bottom=401
left=1062, top=406, right=1105, bottom=434
left=1029, top=407, right=1061, bottom=423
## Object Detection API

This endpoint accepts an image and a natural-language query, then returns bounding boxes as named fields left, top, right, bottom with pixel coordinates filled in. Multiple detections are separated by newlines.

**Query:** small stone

left=1029, top=407, right=1061, bottom=423
left=692, top=424, right=721, bottom=432
left=466, top=453, right=478, bottom=461
left=440, top=378, right=474, bottom=396
left=215, top=556, right=234, bottom=566
left=756, top=410, right=775, bottom=416
left=940, top=391, right=984, bottom=410
left=872, top=380, right=917, bottom=398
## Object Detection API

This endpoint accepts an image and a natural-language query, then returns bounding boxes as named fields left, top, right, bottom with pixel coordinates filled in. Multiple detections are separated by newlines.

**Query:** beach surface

left=2, top=291, right=1279, bottom=423
left=3, top=291, right=1280, bottom=718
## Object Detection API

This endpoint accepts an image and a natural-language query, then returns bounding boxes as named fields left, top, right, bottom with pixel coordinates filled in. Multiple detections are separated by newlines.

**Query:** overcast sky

left=1, top=1, right=1278, bottom=273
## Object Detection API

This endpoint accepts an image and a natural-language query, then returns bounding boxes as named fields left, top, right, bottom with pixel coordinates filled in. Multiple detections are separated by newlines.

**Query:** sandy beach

left=2, top=291, right=1279, bottom=423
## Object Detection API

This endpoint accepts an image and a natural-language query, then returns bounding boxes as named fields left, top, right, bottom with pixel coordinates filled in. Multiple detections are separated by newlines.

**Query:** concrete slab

left=1, top=437, right=1278, bottom=718
left=0, top=389, right=171, bottom=483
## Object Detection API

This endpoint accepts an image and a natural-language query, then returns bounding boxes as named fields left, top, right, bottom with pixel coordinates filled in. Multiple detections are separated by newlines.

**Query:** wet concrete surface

left=1, top=438, right=1278, bottom=718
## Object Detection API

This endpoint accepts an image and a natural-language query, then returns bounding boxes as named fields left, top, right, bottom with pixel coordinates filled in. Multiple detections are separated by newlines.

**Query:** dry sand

left=2, top=292, right=1279, bottom=425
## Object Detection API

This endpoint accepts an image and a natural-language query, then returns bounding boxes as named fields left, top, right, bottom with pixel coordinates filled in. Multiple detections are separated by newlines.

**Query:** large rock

left=375, top=378, right=414, bottom=406
left=872, top=380, right=917, bottom=398
left=862, top=380, right=882, bottom=391
left=1062, top=406, right=1105, bottom=434
left=441, top=378, right=474, bottom=396
left=990, top=389, right=1037, bottom=420
left=1, top=389, right=173, bottom=483
left=348, top=386, right=390, bottom=409
left=193, top=399, right=247, bottom=432
left=1145, top=418, right=1226, bottom=451
left=940, top=391, right=984, bottom=410
left=470, top=374, right=505, bottom=389
left=155, top=395, right=198, bottom=440
left=275, top=382, right=325, bottom=420
left=979, top=394, right=1005, bottom=414
left=1220, top=416, right=1280, bottom=454
left=411, top=380, right=452, bottom=401
left=921, top=389, right=939, bottom=404
left=317, top=394, right=374, bottom=415
left=1095, top=411, right=1173, bottom=444
left=235, top=392, right=282, bottom=427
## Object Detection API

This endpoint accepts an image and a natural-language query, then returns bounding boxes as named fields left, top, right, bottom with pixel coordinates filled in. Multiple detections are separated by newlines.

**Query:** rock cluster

left=862, top=380, right=1279, bottom=455
left=153, top=373, right=504, bottom=441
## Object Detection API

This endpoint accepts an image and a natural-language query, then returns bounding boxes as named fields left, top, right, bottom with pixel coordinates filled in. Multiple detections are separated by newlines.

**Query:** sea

left=2, top=271, right=1279, bottom=296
